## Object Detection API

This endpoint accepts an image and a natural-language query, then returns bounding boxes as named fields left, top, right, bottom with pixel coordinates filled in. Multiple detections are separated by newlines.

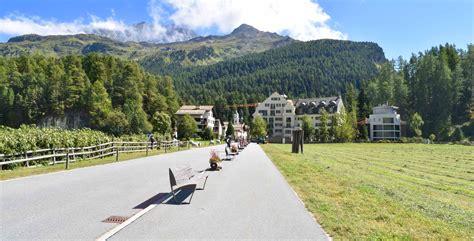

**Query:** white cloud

left=0, top=0, right=346, bottom=42
left=165, top=0, right=347, bottom=40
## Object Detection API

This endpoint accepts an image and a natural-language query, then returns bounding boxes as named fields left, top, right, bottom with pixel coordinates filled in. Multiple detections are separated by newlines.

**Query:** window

left=271, top=97, right=280, bottom=101
left=275, top=123, right=282, bottom=127
left=265, top=104, right=269, bottom=107
left=268, top=117, right=274, bottom=123
left=274, top=129, right=282, bottom=133
left=270, top=110, right=275, bottom=116
left=373, top=125, right=383, bottom=130
left=286, top=117, right=292, bottom=122
left=258, top=110, right=268, bottom=116
left=286, top=109, right=292, bottom=113
left=270, top=104, right=275, bottom=109
left=285, top=130, right=292, bottom=134
left=275, top=117, right=283, bottom=121
left=286, top=123, right=291, bottom=128
left=276, top=110, right=281, bottom=114
left=383, top=118, right=394, bottom=124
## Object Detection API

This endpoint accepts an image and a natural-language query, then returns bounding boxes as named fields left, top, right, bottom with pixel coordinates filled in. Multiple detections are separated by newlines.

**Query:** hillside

left=160, top=39, right=386, bottom=104
left=0, top=24, right=294, bottom=67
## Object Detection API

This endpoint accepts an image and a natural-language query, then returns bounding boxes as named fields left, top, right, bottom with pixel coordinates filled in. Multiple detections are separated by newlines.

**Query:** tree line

left=250, top=44, right=472, bottom=142
left=0, top=54, right=180, bottom=136
left=358, top=44, right=473, bottom=141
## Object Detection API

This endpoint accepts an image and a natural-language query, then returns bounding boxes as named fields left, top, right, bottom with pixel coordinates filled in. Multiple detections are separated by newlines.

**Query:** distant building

left=175, top=105, right=215, bottom=132
left=253, top=92, right=344, bottom=143
left=369, top=105, right=401, bottom=141
left=232, top=110, right=247, bottom=139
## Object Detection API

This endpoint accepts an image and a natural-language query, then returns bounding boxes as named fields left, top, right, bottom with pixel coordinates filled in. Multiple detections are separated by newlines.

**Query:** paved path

left=1, top=144, right=329, bottom=240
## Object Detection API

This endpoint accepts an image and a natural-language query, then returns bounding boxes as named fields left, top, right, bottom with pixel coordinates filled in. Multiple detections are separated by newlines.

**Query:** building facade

left=175, top=105, right=215, bottom=132
left=369, top=105, right=401, bottom=141
left=253, top=93, right=344, bottom=143
left=294, top=96, right=344, bottom=129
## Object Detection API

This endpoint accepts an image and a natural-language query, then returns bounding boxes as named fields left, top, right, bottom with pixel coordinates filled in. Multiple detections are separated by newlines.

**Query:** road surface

left=1, top=144, right=329, bottom=240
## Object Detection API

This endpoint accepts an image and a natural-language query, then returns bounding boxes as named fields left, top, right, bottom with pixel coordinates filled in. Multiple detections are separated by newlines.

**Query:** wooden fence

left=0, top=140, right=190, bottom=169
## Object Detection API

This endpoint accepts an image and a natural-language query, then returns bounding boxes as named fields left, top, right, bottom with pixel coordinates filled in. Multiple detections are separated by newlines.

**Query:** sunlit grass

left=261, top=143, right=474, bottom=240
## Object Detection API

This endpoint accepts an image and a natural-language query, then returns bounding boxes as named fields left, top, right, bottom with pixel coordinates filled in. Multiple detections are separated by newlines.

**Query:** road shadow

left=134, top=192, right=170, bottom=209
left=163, top=187, right=196, bottom=205
left=134, top=186, right=199, bottom=207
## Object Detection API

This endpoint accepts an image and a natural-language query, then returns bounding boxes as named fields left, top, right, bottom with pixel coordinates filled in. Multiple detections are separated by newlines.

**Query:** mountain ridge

left=0, top=24, right=295, bottom=67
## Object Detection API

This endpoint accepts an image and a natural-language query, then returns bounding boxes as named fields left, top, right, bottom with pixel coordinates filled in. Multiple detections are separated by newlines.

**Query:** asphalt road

left=1, top=144, right=329, bottom=240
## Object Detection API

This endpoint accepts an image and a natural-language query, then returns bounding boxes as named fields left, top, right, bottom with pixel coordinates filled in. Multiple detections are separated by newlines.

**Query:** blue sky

left=0, top=0, right=472, bottom=59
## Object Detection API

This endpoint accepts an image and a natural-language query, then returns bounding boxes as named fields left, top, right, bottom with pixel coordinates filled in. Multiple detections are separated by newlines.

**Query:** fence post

left=165, top=143, right=167, bottom=153
left=25, top=152, right=29, bottom=167
left=115, top=146, right=119, bottom=161
left=65, top=148, right=70, bottom=169
left=53, top=149, right=56, bottom=165
left=146, top=143, right=149, bottom=156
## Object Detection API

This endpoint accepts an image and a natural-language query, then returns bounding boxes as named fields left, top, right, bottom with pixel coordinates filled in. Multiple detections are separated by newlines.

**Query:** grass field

left=261, top=143, right=474, bottom=240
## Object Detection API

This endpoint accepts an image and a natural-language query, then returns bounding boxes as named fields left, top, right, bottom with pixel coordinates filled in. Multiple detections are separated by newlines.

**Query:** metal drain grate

left=102, top=215, right=129, bottom=224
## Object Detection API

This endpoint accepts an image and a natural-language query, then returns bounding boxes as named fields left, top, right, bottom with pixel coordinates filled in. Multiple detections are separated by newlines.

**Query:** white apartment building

left=175, top=105, right=215, bottom=132
left=253, top=93, right=344, bottom=143
left=369, top=105, right=401, bottom=141
left=253, top=93, right=295, bottom=142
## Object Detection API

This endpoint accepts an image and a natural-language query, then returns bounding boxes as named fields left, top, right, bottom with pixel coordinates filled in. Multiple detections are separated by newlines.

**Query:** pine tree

left=88, top=80, right=112, bottom=129
left=226, top=122, right=235, bottom=138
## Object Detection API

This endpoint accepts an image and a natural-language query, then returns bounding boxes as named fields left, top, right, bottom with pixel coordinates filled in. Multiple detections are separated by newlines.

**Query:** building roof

left=294, top=96, right=342, bottom=115
left=175, top=105, right=214, bottom=115
left=372, top=104, right=399, bottom=114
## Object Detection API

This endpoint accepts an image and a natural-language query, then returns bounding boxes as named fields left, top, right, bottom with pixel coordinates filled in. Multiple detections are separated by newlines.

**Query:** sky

left=0, top=0, right=472, bottom=59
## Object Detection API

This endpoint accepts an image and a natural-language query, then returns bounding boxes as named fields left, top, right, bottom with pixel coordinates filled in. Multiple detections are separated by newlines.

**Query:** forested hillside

left=153, top=39, right=385, bottom=105
left=0, top=54, right=179, bottom=135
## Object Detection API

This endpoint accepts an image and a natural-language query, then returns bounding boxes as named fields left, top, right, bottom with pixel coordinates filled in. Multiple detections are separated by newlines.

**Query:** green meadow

left=262, top=143, right=474, bottom=240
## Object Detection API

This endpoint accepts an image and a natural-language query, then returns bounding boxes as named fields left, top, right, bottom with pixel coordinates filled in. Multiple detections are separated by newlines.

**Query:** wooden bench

left=169, top=165, right=208, bottom=204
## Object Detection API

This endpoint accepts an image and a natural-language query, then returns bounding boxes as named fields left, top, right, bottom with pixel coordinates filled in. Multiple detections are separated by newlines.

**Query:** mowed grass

left=261, top=143, right=474, bottom=240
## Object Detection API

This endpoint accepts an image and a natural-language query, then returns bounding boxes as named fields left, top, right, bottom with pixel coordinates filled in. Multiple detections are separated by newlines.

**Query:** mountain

left=0, top=24, right=295, bottom=68
left=163, top=39, right=386, bottom=104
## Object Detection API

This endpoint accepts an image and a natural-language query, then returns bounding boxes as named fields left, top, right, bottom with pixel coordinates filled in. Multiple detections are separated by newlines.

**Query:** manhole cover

left=102, top=215, right=128, bottom=224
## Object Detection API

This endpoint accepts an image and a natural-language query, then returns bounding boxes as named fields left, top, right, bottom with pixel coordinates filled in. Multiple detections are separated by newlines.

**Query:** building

left=253, top=92, right=295, bottom=142
left=369, top=105, right=401, bottom=141
left=294, top=96, right=344, bottom=129
left=175, top=105, right=215, bottom=132
left=253, top=92, right=344, bottom=143
left=232, top=111, right=248, bottom=139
